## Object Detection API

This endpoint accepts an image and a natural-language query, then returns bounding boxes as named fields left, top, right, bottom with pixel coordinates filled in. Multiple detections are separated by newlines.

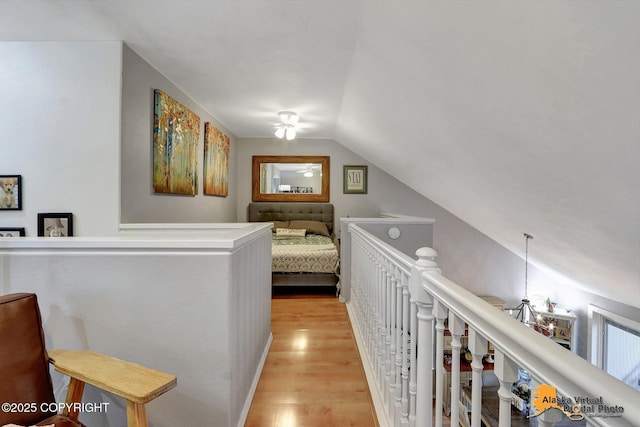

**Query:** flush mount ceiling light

left=275, top=111, right=299, bottom=140
left=296, top=164, right=317, bottom=177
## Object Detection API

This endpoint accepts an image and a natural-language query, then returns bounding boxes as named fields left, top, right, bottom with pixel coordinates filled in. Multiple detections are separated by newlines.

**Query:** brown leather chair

left=0, top=293, right=176, bottom=427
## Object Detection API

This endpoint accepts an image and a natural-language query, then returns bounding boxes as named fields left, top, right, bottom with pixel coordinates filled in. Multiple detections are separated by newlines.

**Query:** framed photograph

left=0, top=227, right=25, bottom=237
left=343, top=165, right=368, bottom=194
left=0, top=175, right=22, bottom=210
left=555, top=326, right=571, bottom=340
left=38, top=213, right=73, bottom=237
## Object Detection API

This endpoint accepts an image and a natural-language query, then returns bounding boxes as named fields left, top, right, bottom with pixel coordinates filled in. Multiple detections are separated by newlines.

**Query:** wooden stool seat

left=48, top=349, right=177, bottom=427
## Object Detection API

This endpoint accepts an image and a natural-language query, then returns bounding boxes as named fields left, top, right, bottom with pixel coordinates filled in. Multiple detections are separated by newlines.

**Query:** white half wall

left=0, top=224, right=273, bottom=427
left=0, top=41, right=122, bottom=236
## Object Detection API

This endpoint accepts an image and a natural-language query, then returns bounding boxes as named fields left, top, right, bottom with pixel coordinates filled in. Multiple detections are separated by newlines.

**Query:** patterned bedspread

left=272, top=234, right=339, bottom=273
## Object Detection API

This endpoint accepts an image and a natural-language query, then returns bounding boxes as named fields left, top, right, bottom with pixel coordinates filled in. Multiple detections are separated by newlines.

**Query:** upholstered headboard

left=248, top=203, right=335, bottom=235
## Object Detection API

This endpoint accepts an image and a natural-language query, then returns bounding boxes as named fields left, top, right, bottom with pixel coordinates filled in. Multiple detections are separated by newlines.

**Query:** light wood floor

left=245, top=287, right=452, bottom=427
left=245, top=287, right=379, bottom=427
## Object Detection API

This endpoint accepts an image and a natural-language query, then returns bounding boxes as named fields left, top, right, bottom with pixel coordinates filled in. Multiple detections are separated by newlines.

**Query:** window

left=589, top=304, right=640, bottom=391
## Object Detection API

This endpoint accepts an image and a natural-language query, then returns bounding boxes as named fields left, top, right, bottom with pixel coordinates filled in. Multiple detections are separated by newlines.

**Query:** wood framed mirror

left=252, top=155, right=330, bottom=202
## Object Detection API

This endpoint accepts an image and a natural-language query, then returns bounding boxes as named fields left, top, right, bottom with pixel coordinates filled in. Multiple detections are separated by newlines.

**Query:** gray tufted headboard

left=248, top=203, right=335, bottom=235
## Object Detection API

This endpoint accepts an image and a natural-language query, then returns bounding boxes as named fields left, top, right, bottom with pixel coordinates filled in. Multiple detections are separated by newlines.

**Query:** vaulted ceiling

left=1, top=1, right=638, bottom=306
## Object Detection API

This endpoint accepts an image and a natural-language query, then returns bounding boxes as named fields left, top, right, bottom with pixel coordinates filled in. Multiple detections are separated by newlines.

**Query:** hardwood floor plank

left=245, top=291, right=379, bottom=427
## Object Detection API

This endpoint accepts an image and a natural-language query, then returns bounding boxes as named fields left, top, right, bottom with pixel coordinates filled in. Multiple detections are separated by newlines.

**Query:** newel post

left=409, top=247, right=440, bottom=427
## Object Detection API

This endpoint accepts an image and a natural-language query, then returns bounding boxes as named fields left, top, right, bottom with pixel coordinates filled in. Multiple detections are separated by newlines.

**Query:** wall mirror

left=252, top=155, right=330, bottom=202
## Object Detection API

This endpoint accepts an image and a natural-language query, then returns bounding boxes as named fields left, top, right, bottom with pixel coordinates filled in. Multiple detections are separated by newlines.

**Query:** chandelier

left=508, top=233, right=537, bottom=324
left=506, top=233, right=554, bottom=335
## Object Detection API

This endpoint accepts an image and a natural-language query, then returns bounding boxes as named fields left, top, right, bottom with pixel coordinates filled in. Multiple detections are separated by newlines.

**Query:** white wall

left=237, top=138, right=421, bottom=224
left=120, top=45, right=238, bottom=224
left=0, top=41, right=122, bottom=236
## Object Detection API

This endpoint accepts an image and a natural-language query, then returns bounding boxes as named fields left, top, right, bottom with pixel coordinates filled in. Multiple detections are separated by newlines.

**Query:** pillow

left=288, top=220, right=331, bottom=237
left=270, top=220, right=290, bottom=231
left=275, top=228, right=307, bottom=238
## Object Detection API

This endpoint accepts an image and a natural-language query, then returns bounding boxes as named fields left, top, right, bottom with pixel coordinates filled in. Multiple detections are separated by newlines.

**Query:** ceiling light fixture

left=275, top=111, right=299, bottom=140
left=508, top=233, right=538, bottom=325
left=278, top=111, right=299, bottom=125
left=507, top=233, right=559, bottom=338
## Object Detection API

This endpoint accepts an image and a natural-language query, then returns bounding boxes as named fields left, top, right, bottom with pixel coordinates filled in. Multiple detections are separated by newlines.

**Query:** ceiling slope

left=1, top=0, right=638, bottom=305
left=336, top=1, right=640, bottom=305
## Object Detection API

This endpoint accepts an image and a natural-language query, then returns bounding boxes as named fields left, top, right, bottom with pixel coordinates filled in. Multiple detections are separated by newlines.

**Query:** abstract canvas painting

left=203, top=122, right=230, bottom=197
left=153, top=89, right=201, bottom=195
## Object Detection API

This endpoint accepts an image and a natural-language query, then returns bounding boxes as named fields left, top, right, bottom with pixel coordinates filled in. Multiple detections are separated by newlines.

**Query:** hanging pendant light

left=507, top=233, right=538, bottom=326
left=507, top=233, right=558, bottom=336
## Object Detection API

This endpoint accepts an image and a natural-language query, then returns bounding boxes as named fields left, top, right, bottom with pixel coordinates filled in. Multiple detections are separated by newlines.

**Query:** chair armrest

left=48, top=349, right=176, bottom=404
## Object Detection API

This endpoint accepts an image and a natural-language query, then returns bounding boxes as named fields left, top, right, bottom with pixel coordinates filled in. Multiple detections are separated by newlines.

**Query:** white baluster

left=357, top=241, right=364, bottom=339
left=389, top=270, right=399, bottom=421
left=393, top=270, right=403, bottom=426
left=376, top=252, right=384, bottom=389
left=372, top=250, right=379, bottom=384
left=448, top=313, right=465, bottom=427
left=493, top=349, right=518, bottom=427
left=468, top=328, right=487, bottom=427
left=401, top=274, right=411, bottom=426
left=351, top=240, right=360, bottom=333
left=369, top=250, right=377, bottom=373
left=383, top=260, right=392, bottom=405
left=409, top=289, right=418, bottom=427
left=353, top=239, right=361, bottom=328
left=433, top=300, right=448, bottom=427
left=359, top=242, right=368, bottom=356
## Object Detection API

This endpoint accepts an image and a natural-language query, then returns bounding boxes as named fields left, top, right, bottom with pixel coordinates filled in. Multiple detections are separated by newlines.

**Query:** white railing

left=346, top=223, right=639, bottom=427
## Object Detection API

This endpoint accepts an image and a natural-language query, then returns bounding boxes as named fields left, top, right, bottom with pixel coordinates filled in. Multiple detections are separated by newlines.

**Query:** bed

left=248, top=202, right=340, bottom=287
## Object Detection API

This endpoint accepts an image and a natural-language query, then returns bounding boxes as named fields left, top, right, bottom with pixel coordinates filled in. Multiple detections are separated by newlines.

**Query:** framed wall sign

left=343, top=165, right=368, bottom=194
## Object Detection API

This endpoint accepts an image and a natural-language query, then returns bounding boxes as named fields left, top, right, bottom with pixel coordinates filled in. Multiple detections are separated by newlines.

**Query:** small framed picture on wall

left=38, top=213, right=73, bottom=237
left=0, top=175, right=22, bottom=210
left=555, top=326, right=571, bottom=340
left=343, top=165, right=368, bottom=194
left=0, top=227, right=25, bottom=237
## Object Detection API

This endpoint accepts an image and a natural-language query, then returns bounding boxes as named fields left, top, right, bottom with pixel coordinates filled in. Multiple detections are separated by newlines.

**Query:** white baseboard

left=236, top=332, right=273, bottom=427
left=346, top=301, right=391, bottom=427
